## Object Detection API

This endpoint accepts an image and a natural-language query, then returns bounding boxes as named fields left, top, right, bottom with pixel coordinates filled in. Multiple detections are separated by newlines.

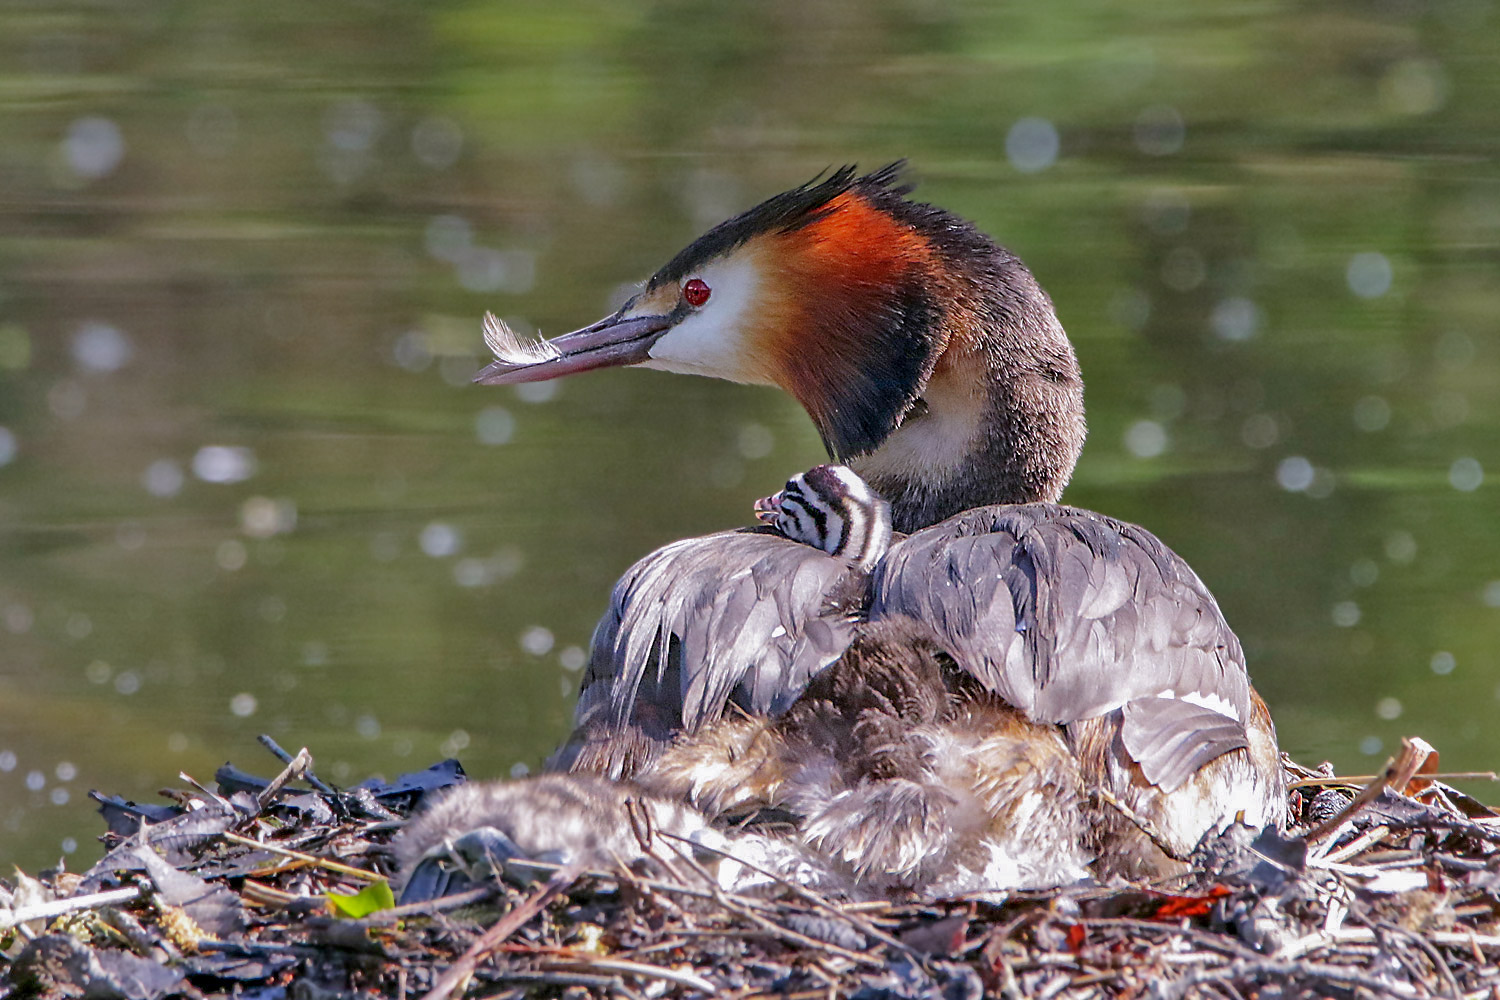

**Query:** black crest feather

left=648, top=162, right=911, bottom=289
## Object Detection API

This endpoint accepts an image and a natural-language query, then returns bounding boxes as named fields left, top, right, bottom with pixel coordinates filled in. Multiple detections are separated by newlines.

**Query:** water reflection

left=0, top=0, right=1497, bottom=870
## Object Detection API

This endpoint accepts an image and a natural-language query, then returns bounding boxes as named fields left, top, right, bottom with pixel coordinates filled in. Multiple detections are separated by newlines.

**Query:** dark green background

left=1, top=0, right=1497, bottom=871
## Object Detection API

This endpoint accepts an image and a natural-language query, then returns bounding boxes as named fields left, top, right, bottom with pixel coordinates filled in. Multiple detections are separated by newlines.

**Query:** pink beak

left=753, top=493, right=781, bottom=525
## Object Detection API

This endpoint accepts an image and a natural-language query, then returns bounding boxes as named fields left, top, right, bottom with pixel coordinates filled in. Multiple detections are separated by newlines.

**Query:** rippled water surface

left=1, top=1, right=1498, bottom=869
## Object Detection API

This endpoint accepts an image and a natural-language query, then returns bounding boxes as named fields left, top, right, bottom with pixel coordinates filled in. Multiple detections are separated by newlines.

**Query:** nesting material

left=2, top=736, right=1497, bottom=999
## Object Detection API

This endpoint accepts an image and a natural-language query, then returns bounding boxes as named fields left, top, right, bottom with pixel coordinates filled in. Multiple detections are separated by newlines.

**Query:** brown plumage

left=398, top=617, right=1089, bottom=898
left=641, top=616, right=1090, bottom=893
left=476, top=163, right=1084, bottom=519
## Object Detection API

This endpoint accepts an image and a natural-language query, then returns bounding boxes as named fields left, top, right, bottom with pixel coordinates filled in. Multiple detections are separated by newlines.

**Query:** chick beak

left=472, top=308, right=676, bottom=386
left=753, top=493, right=781, bottom=525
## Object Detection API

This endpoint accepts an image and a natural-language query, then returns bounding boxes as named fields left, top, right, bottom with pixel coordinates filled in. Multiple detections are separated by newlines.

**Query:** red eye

left=683, top=278, right=712, bottom=307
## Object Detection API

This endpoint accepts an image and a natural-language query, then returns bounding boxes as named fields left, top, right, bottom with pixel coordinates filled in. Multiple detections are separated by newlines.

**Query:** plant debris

left=3, top=736, right=1498, bottom=999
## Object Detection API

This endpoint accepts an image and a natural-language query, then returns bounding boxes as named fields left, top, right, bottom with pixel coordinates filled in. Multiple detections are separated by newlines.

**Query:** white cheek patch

left=642, top=256, right=766, bottom=383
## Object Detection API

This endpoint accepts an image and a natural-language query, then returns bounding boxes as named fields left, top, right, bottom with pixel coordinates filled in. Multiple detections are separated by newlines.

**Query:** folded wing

left=871, top=503, right=1252, bottom=790
left=553, top=527, right=867, bottom=777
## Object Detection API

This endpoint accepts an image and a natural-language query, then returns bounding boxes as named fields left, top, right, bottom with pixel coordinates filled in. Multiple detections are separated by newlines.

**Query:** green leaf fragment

left=325, top=880, right=396, bottom=919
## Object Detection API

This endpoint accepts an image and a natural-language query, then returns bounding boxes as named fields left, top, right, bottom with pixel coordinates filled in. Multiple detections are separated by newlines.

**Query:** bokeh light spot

left=1005, top=117, right=1059, bottom=173
left=1347, top=252, right=1393, bottom=299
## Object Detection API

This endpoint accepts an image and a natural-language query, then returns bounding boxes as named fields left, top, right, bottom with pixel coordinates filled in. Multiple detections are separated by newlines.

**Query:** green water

left=1, top=1, right=1497, bottom=871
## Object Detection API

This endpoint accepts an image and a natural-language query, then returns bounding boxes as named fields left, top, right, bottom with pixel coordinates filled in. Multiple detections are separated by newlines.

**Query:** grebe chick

left=752, top=463, right=894, bottom=571
left=393, top=773, right=801, bottom=900
left=394, top=774, right=697, bottom=897
left=480, top=164, right=1285, bottom=874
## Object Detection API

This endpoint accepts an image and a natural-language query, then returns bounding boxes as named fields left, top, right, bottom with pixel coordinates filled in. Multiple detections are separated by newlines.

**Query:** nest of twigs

left=3, top=735, right=1498, bottom=1000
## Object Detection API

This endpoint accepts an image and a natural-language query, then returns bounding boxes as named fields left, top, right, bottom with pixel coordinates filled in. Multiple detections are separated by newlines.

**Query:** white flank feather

left=482, top=312, right=561, bottom=365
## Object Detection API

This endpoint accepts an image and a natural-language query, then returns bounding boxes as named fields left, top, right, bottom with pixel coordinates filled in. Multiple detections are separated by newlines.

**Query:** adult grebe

left=476, top=163, right=1283, bottom=872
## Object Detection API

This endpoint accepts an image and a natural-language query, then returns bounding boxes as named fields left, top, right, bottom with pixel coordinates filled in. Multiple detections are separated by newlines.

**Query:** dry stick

left=419, top=865, right=579, bottom=1000
left=0, top=885, right=144, bottom=931
left=1377, top=929, right=1444, bottom=999
left=1316, top=824, right=1390, bottom=865
left=978, top=906, right=1045, bottom=962
left=259, top=733, right=337, bottom=795
left=658, top=852, right=875, bottom=966
left=655, top=829, right=918, bottom=961
left=503, top=845, right=944, bottom=976
left=1153, top=958, right=1421, bottom=1000
left=221, top=830, right=383, bottom=883
left=730, top=907, right=881, bottom=969
left=537, top=957, right=717, bottom=995
left=256, top=746, right=314, bottom=810
left=1307, top=737, right=1432, bottom=844
left=611, top=937, right=692, bottom=960
left=656, top=848, right=878, bottom=969
left=1383, top=923, right=1463, bottom=1000
left=176, top=771, right=236, bottom=812
left=1279, top=927, right=1500, bottom=960
left=621, top=798, right=698, bottom=890
left=800, top=960, right=843, bottom=1000
left=500, top=855, right=772, bottom=909
left=1468, top=932, right=1493, bottom=968
left=1288, top=771, right=1500, bottom=790
left=360, top=886, right=498, bottom=925
left=1035, top=971, right=1074, bottom=1000
left=487, top=969, right=622, bottom=991
left=1080, top=917, right=1264, bottom=963
left=197, top=938, right=325, bottom=958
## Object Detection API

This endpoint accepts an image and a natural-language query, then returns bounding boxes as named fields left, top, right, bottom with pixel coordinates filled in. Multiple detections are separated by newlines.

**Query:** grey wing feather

left=871, top=503, right=1252, bottom=789
left=1121, top=697, right=1251, bottom=790
left=565, top=527, right=863, bottom=776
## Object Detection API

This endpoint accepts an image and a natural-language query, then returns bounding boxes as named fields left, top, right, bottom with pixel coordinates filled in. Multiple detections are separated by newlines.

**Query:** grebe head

left=753, top=464, right=892, bottom=570
left=475, top=163, right=1085, bottom=530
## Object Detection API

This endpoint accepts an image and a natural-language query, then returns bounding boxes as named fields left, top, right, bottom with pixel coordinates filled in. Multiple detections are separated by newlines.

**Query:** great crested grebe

left=475, top=163, right=1285, bottom=874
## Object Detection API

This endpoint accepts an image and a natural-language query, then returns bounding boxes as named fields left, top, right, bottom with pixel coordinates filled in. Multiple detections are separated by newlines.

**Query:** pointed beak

left=753, top=493, right=781, bottom=525
left=472, top=310, right=676, bottom=386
